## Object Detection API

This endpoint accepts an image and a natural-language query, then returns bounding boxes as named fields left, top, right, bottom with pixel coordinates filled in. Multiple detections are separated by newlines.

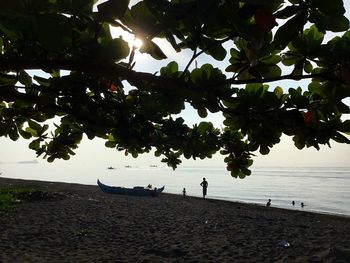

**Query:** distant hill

left=17, top=160, right=39, bottom=164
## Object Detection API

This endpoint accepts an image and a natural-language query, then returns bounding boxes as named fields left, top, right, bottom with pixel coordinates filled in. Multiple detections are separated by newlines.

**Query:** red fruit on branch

left=101, top=79, right=118, bottom=92
left=254, top=9, right=277, bottom=32
left=303, top=110, right=314, bottom=124
left=108, top=83, right=118, bottom=92
left=341, top=68, right=350, bottom=86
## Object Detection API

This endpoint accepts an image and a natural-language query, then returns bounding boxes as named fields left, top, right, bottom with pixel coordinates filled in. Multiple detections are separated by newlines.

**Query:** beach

left=0, top=177, right=350, bottom=263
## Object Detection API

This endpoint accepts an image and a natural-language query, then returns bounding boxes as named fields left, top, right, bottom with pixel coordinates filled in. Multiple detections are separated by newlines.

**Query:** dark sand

left=0, top=177, right=350, bottom=263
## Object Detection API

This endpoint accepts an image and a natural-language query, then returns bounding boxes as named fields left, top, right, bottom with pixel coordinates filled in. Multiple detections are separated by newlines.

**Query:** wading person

left=200, top=178, right=208, bottom=198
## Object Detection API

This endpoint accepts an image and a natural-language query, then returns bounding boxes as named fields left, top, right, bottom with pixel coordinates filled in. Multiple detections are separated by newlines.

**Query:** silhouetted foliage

left=1, top=0, right=350, bottom=177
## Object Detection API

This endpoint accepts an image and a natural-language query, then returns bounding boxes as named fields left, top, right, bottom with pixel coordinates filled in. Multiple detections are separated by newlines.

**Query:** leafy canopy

left=1, top=0, right=350, bottom=178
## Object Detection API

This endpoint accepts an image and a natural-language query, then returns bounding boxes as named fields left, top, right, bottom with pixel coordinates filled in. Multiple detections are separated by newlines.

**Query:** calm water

left=0, top=163, right=349, bottom=216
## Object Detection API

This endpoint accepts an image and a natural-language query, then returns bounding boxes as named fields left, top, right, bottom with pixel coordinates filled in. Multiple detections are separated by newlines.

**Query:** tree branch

left=182, top=49, right=197, bottom=77
left=218, top=72, right=331, bottom=86
left=0, top=57, right=203, bottom=99
left=0, top=58, right=338, bottom=100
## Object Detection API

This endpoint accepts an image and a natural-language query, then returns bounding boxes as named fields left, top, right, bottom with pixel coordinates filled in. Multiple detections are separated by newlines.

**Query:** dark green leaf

left=28, top=120, right=42, bottom=132
left=259, top=145, right=270, bottom=155
left=0, top=73, right=17, bottom=86
left=332, top=132, right=350, bottom=143
left=274, top=14, right=304, bottom=49
left=19, top=129, right=32, bottom=139
left=259, top=64, right=282, bottom=78
left=311, top=12, right=349, bottom=32
left=140, top=40, right=167, bottom=60
left=311, top=0, right=345, bottom=16
left=29, top=139, right=41, bottom=150
left=128, top=1, right=159, bottom=37
left=304, top=60, right=313, bottom=73
left=206, top=42, right=227, bottom=61
left=8, top=129, right=19, bottom=141
left=105, top=141, right=116, bottom=148
left=19, top=71, right=32, bottom=87
left=102, top=37, right=130, bottom=61
left=274, top=86, right=284, bottom=98
left=97, top=0, right=129, bottom=19
left=25, top=127, right=38, bottom=137
left=197, top=108, right=208, bottom=118
left=197, top=122, right=212, bottom=134
left=303, top=25, right=324, bottom=47
left=339, top=120, right=350, bottom=133
left=293, top=135, right=305, bottom=149
left=160, top=62, right=179, bottom=76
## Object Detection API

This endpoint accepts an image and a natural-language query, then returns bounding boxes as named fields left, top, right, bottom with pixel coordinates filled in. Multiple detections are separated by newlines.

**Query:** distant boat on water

left=107, top=166, right=115, bottom=170
left=150, top=165, right=157, bottom=168
left=97, top=179, right=164, bottom=197
left=125, top=165, right=131, bottom=168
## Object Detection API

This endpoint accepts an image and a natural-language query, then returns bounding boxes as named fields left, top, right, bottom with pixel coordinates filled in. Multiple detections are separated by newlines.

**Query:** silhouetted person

left=301, top=202, right=305, bottom=208
left=266, top=199, right=271, bottom=207
left=182, top=188, right=186, bottom=197
left=292, top=200, right=295, bottom=206
left=200, top=178, right=208, bottom=198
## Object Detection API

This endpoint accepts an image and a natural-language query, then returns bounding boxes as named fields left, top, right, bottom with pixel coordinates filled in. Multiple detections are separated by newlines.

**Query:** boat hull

left=97, top=179, right=164, bottom=197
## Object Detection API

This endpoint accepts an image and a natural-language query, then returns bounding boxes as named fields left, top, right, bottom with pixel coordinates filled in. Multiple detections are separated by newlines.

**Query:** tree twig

left=181, top=36, right=233, bottom=77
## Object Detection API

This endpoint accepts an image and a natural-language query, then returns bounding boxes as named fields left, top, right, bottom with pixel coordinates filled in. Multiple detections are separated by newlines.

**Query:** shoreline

left=1, top=175, right=349, bottom=218
left=1, top=177, right=350, bottom=262
left=207, top=196, right=350, bottom=219
left=1, top=165, right=349, bottom=217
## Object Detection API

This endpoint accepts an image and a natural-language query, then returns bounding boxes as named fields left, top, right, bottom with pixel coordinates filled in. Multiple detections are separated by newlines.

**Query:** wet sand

left=0, top=177, right=350, bottom=263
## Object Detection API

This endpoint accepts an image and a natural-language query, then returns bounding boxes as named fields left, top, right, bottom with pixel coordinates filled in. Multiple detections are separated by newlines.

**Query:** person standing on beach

left=266, top=199, right=271, bottom=207
left=200, top=178, right=208, bottom=198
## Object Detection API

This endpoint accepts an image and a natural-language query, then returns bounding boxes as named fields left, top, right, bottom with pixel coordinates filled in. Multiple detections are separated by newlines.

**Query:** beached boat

left=97, top=179, right=165, bottom=197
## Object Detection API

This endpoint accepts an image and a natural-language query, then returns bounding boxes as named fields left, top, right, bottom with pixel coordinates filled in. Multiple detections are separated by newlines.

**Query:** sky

left=0, top=1, right=350, bottom=168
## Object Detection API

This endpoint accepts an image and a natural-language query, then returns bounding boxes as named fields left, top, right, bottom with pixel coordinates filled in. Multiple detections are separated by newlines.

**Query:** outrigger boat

left=97, top=179, right=164, bottom=197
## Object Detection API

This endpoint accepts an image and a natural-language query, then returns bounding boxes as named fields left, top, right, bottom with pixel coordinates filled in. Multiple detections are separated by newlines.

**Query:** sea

left=0, top=163, right=349, bottom=217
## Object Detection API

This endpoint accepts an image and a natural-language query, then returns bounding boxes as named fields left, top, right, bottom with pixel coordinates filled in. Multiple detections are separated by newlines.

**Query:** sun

left=132, top=37, right=143, bottom=49
left=109, top=26, right=143, bottom=49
